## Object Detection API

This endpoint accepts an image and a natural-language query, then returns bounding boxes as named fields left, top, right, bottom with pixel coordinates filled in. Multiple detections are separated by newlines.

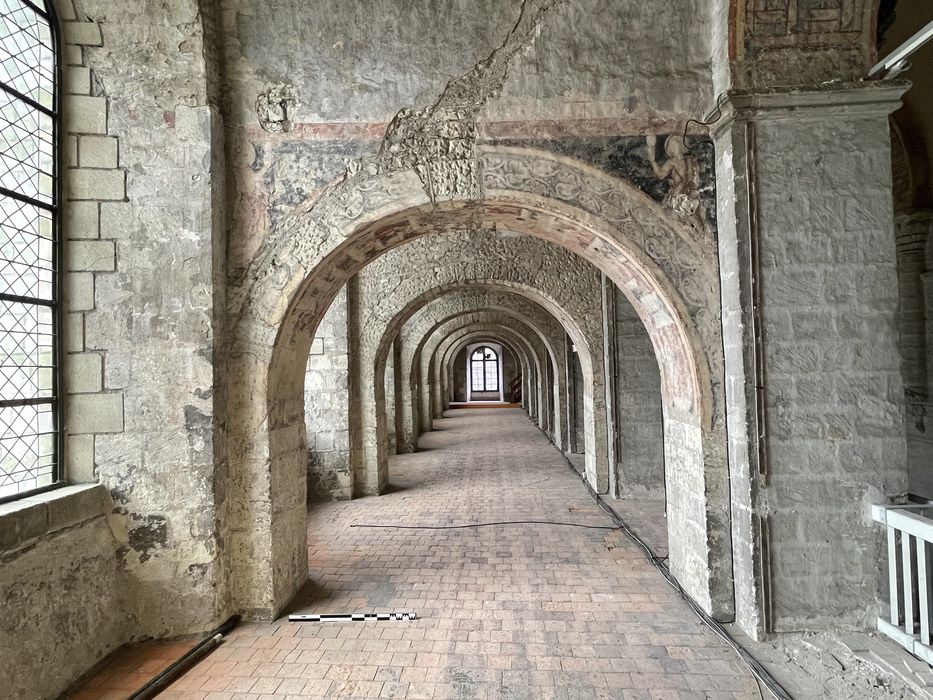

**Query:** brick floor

left=69, top=409, right=760, bottom=699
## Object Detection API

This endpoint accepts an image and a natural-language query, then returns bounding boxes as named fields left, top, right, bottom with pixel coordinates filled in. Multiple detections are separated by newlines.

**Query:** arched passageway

left=227, top=147, right=730, bottom=620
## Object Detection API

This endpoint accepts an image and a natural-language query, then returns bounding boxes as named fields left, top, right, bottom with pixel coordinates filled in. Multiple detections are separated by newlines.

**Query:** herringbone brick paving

left=70, top=409, right=759, bottom=699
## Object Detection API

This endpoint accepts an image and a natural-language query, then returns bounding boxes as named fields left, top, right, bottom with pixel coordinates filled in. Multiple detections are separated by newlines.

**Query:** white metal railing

left=872, top=503, right=933, bottom=665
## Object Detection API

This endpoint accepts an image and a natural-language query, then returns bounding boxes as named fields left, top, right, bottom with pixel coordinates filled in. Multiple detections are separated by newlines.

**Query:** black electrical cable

left=559, top=454, right=792, bottom=700
left=351, top=520, right=620, bottom=531
left=680, top=91, right=729, bottom=149
left=128, top=615, right=240, bottom=700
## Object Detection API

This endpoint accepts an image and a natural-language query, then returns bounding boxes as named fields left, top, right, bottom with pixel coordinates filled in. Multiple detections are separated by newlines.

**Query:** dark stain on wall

left=486, top=134, right=718, bottom=236
left=127, top=514, right=169, bottom=563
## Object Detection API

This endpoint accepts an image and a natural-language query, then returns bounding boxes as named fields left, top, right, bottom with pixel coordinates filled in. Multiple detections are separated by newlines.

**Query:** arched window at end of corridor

left=0, top=0, right=61, bottom=502
left=470, top=345, right=499, bottom=395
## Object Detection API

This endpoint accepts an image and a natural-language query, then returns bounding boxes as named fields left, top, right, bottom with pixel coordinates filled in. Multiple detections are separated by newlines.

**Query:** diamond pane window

left=470, top=347, right=498, bottom=393
left=0, top=0, right=58, bottom=501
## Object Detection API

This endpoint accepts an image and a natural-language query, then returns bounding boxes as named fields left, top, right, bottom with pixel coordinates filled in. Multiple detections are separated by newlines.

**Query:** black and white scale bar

left=288, top=612, right=417, bottom=622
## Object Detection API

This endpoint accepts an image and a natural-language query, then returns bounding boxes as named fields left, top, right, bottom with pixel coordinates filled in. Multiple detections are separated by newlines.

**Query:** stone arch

left=404, top=294, right=565, bottom=438
left=227, top=146, right=729, bottom=619
left=423, top=307, right=563, bottom=436
left=422, top=312, right=553, bottom=430
left=367, top=277, right=600, bottom=492
left=381, top=289, right=568, bottom=453
left=353, top=231, right=605, bottom=496
left=434, top=325, right=542, bottom=414
left=437, top=325, right=540, bottom=412
left=406, top=310, right=547, bottom=444
left=386, top=310, right=543, bottom=454
left=441, top=328, right=539, bottom=408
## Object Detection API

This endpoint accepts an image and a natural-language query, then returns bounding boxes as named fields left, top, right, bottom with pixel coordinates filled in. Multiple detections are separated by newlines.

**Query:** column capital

left=712, top=81, right=912, bottom=136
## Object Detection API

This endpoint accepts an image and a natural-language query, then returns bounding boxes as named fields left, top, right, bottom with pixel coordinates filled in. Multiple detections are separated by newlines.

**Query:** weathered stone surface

left=715, top=84, right=909, bottom=635
left=0, top=486, right=126, bottom=699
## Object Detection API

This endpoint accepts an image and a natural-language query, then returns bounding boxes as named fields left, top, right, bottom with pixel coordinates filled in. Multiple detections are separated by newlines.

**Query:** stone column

left=346, top=276, right=367, bottom=497
left=714, top=82, right=909, bottom=638
left=393, top=338, right=416, bottom=454
left=601, top=274, right=619, bottom=497
left=564, top=334, right=578, bottom=454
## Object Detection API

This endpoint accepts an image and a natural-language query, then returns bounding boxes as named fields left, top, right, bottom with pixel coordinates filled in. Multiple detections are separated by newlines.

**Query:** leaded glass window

left=470, top=347, right=498, bottom=393
left=0, top=0, right=59, bottom=500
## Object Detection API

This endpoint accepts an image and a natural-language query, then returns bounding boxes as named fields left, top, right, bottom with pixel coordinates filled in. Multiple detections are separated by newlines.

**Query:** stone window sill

left=0, top=484, right=111, bottom=552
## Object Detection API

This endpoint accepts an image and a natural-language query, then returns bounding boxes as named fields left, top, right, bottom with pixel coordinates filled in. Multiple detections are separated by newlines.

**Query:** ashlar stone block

left=63, top=21, right=102, bottom=47
left=65, top=65, right=91, bottom=95
left=79, top=136, right=119, bottom=169
left=66, top=95, right=107, bottom=134
left=65, top=201, right=99, bottom=239
left=67, top=392, right=124, bottom=434
left=65, top=353, right=103, bottom=394
left=65, top=272, right=94, bottom=311
left=69, top=168, right=125, bottom=201
left=64, top=312, right=84, bottom=353
left=65, top=433, right=95, bottom=482
left=67, top=240, right=115, bottom=272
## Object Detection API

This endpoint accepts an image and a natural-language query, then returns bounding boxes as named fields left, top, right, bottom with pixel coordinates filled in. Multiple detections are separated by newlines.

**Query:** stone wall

left=5, top=0, right=225, bottom=693
left=0, top=486, right=126, bottom=699
left=614, top=286, right=665, bottom=495
left=74, top=0, right=224, bottom=638
left=0, top=5, right=132, bottom=695
left=304, top=286, right=351, bottom=501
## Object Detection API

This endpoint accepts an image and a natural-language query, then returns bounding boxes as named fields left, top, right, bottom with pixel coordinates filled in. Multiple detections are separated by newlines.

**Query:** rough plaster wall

left=221, top=0, right=712, bottom=128
left=615, top=286, right=665, bottom=495
left=74, top=0, right=224, bottom=637
left=0, top=498, right=126, bottom=699
left=304, top=286, right=351, bottom=501
left=752, top=102, right=907, bottom=630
